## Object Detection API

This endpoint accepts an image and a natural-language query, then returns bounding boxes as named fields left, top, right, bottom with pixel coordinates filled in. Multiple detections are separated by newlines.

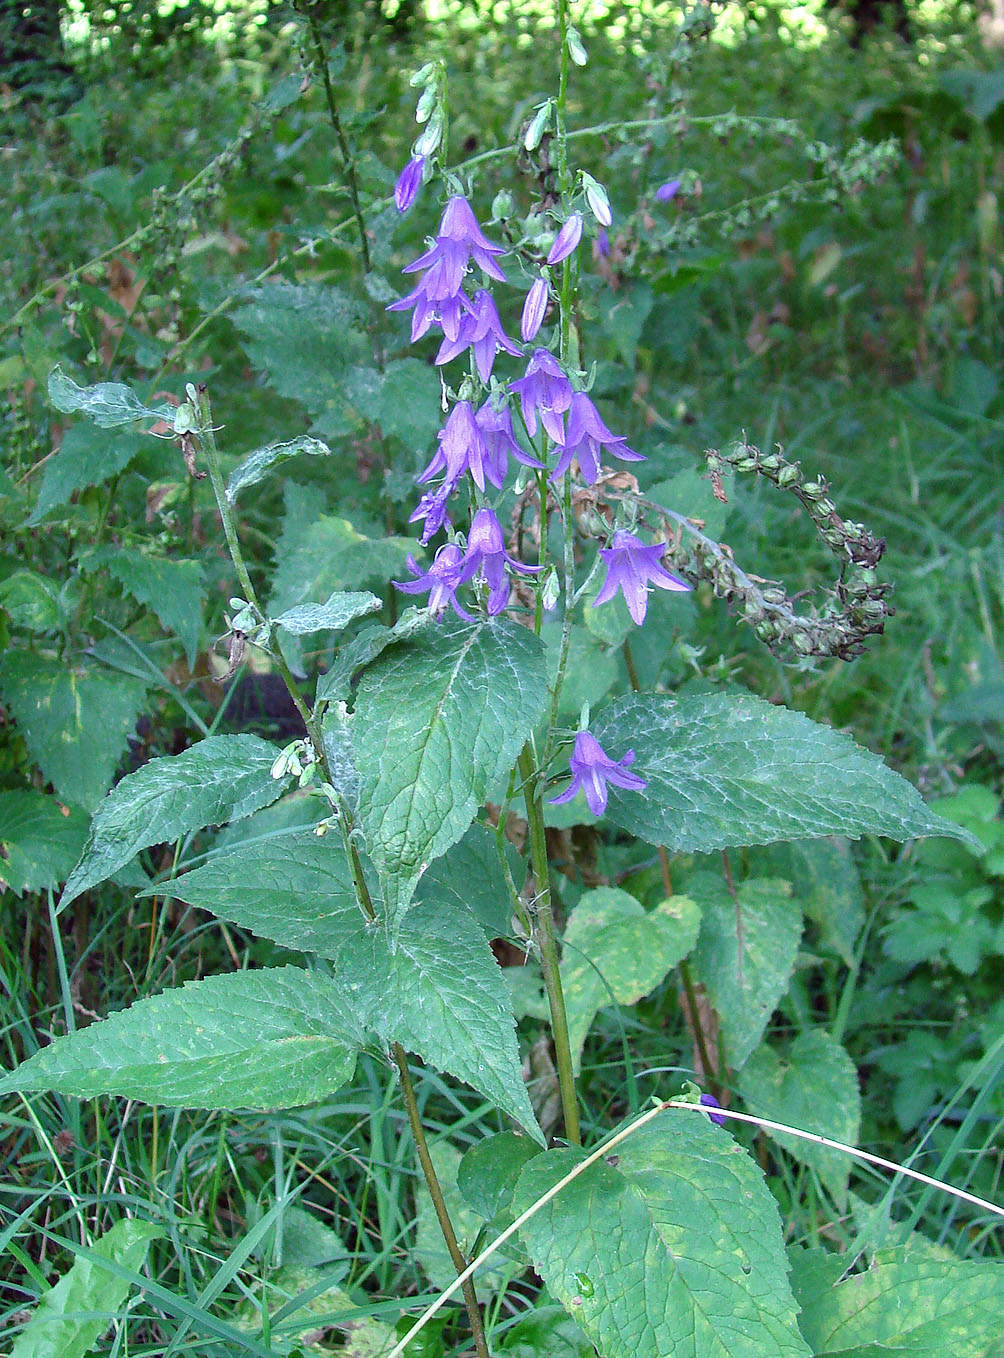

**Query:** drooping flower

left=521, top=276, right=550, bottom=342
left=435, top=289, right=521, bottom=383
left=394, top=155, right=426, bottom=213
left=408, top=487, right=453, bottom=545
left=656, top=179, right=682, bottom=203
left=465, top=506, right=541, bottom=615
left=386, top=274, right=471, bottom=343
left=549, top=729, right=647, bottom=817
left=509, top=348, right=574, bottom=442
left=417, top=399, right=499, bottom=494
left=475, top=400, right=544, bottom=483
left=592, top=529, right=690, bottom=625
left=595, top=227, right=611, bottom=259
left=546, top=213, right=583, bottom=266
left=549, top=391, right=646, bottom=484
left=393, top=543, right=477, bottom=620
left=700, top=1093, right=727, bottom=1127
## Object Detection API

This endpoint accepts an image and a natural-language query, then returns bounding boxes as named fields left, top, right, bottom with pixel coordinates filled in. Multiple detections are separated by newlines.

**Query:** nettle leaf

left=225, top=435, right=331, bottom=505
left=48, top=367, right=174, bottom=428
left=498, top=1305, right=594, bottom=1358
left=83, top=547, right=206, bottom=667
left=0, top=967, right=363, bottom=1110
left=0, top=653, right=147, bottom=812
left=560, top=887, right=701, bottom=1074
left=749, top=839, right=865, bottom=965
left=458, top=1131, right=543, bottom=1228
left=737, top=1029, right=861, bottom=1205
left=10, top=1218, right=163, bottom=1358
left=414, top=821, right=522, bottom=938
left=515, top=1110, right=810, bottom=1358
left=29, top=426, right=146, bottom=526
left=690, top=874, right=802, bottom=1069
left=0, top=570, right=62, bottom=630
left=344, top=357, right=442, bottom=446
left=316, top=608, right=433, bottom=704
left=272, top=589, right=381, bottom=637
left=0, top=791, right=89, bottom=897
left=351, top=616, right=548, bottom=922
left=795, top=1246, right=1004, bottom=1356
left=60, top=735, right=288, bottom=909
left=593, top=692, right=976, bottom=852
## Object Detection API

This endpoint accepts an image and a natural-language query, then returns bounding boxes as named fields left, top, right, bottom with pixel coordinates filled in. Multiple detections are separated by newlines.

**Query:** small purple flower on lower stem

left=394, top=543, right=477, bottom=621
left=476, top=400, right=544, bottom=483
left=549, top=729, right=647, bottom=817
left=394, top=155, right=426, bottom=213
left=435, top=289, right=521, bottom=382
left=409, top=487, right=453, bottom=545
left=550, top=391, right=647, bottom=484
left=465, top=507, right=541, bottom=615
left=509, top=348, right=574, bottom=442
left=547, top=213, right=583, bottom=265
left=700, top=1093, right=727, bottom=1127
left=656, top=179, right=682, bottom=203
left=593, top=529, right=691, bottom=625
left=521, top=276, right=550, bottom=342
left=417, top=399, right=499, bottom=493
left=595, top=227, right=611, bottom=259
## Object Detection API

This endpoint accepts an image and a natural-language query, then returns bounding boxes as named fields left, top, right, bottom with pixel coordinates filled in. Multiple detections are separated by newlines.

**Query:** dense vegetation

left=2, top=2, right=1003, bottom=1354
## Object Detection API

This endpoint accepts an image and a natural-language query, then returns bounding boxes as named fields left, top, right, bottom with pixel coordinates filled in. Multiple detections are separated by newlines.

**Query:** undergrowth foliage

left=2, top=2, right=1004, bottom=1355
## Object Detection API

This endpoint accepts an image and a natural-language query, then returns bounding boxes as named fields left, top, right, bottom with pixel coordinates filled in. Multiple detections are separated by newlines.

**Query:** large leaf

left=60, top=734, right=287, bottom=909
left=690, top=874, right=802, bottom=1069
left=0, top=791, right=89, bottom=897
left=560, top=887, right=700, bottom=1073
left=0, top=967, right=363, bottom=1110
left=515, top=1110, right=810, bottom=1358
left=272, top=589, right=381, bottom=637
left=414, top=821, right=521, bottom=937
left=29, top=425, right=146, bottom=524
left=226, top=435, right=330, bottom=505
left=351, top=616, right=547, bottom=922
left=414, top=1141, right=511, bottom=1299
left=83, top=546, right=205, bottom=666
left=0, top=653, right=147, bottom=812
left=48, top=368, right=175, bottom=427
left=343, top=357, right=442, bottom=446
left=795, top=1245, right=1004, bottom=1356
left=749, top=838, right=865, bottom=965
left=593, top=692, right=976, bottom=851
left=10, top=1218, right=162, bottom=1358
left=737, top=1029, right=861, bottom=1205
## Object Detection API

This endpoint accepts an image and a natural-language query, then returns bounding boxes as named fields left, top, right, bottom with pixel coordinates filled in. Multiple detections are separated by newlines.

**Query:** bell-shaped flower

left=592, top=529, right=690, bottom=625
left=549, top=391, right=646, bottom=484
left=656, top=179, right=682, bottom=203
left=417, top=399, right=500, bottom=494
left=465, top=506, right=541, bottom=615
left=386, top=276, right=471, bottom=343
left=521, top=276, right=549, bottom=342
left=476, top=399, right=544, bottom=484
left=546, top=213, right=583, bottom=266
left=394, top=543, right=478, bottom=621
left=409, top=487, right=453, bottom=545
left=404, top=195, right=507, bottom=285
left=394, top=155, right=426, bottom=213
left=435, top=289, right=521, bottom=382
left=548, top=729, right=647, bottom=817
left=509, top=348, right=573, bottom=442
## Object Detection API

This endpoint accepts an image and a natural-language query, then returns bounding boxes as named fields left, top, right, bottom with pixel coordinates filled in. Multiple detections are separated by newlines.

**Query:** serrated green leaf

left=273, top=589, right=381, bottom=636
left=344, top=357, right=442, bottom=446
left=691, top=874, right=802, bottom=1068
left=10, top=1218, right=162, bottom=1358
left=60, top=734, right=288, bottom=909
left=0, top=653, right=147, bottom=811
left=29, top=425, right=147, bottom=525
left=0, top=570, right=62, bottom=630
left=515, top=1111, right=810, bottom=1358
left=458, top=1131, right=543, bottom=1226
left=225, top=435, right=331, bottom=505
left=48, top=367, right=174, bottom=427
left=0, top=967, right=363, bottom=1109
left=0, top=791, right=89, bottom=896
left=415, top=1142, right=511, bottom=1299
left=498, top=1304, right=595, bottom=1357
left=414, top=821, right=520, bottom=937
left=593, top=691, right=975, bottom=851
left=316, top=608, right=433, bottom=703
left=796, top=1246, right=1004, bottom=1356
left=351, top=617, right=548, bottom=922
left=737, top=1029, right=861, bottom=1204
left=560, top=887, right=700, bottom=1074
left=749, top=839, right=865, bottom=965
left=83, top=547, right=206, bottom=666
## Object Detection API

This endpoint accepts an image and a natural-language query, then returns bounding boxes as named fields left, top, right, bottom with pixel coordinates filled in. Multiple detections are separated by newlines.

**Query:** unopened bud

left=415, top=84, right=436, bottom=124
left=567, top=24, right=587, bottom=64
left=525, top=101, right=553, bottom=152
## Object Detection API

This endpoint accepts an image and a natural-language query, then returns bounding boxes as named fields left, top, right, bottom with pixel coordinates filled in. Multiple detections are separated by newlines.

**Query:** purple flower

left=417, top=400, right=500, bottom=494
left=386, top=277, right=472, bottom=343
left=465, top=507, right=541, bottom=615
left=550, top=392, right=646, bottom=484
left=521, top=276, right=549, bottom=342
left=596, top=227, right=611, bottom=259
left=549, top=729, right=647, bottom=817
left=592, top=530, right=690, bottom=625
left=700, top=1093, right=727, bottom=1127
left=547, top=213, right=583, bottom=265
left=394, top=543, right=477, bottom=621
left=475, top=400, right=544, bottom=481
left=435, top=289, right=521, bottom=383
left=509, top=349, right=574, bottom=443
left=656, top=179, right=682, bottom=203
left=394, top=155, right=426, bottom=213
left=409, top=487, right=453, bottom=545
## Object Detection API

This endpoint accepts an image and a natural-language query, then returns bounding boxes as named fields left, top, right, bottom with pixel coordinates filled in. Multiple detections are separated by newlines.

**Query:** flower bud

left=567, top=24, right=588, bottom=65
left=521, top=276, right=549, bottom=341
left=583, top=174, right=612, bottom=227
left=656, top=179, right=681, bottom=202
left=410, top=61, right=436, bottom=87
left=415, top=84, right=436, bottom=123
left=415, top=109, right=443, bottom=158
left=525, top=101, right=552, bottom=152
left=547, top=213, right=583, bottom=265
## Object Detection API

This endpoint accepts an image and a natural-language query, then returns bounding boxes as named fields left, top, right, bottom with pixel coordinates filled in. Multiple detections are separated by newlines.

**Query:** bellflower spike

left=550, top=391, right=646, bottom=484
left=656, top=179, right=682, bottom=203
left=547, top=213, right=583, bottom=266
left=465, top=506, right=541, bottom=615
left=593, top=529, right=691, bottom=625
left=394, top=155, right=426, bottom=213
left=417, top=399, right=500, bottom=493
left=394, top=543, right=477, bottom=621
left=435, top=289, right=521, bottom=382
left=476, top=399, right=544, bottom=481
left=521, top=276, right=549, bottom=342
left=549, top=729, right=647, bottom=817
left=509, top=348, right=574, bottom=442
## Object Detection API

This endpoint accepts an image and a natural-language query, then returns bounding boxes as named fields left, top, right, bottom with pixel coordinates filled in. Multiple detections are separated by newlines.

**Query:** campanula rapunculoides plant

left=2, top=5, right=997, bottom=1356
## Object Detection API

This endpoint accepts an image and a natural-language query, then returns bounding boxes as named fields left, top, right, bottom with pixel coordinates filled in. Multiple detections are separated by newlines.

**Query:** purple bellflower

left=700, top=1093, right=727, bottom=1127
left=476, top=400, right=544, bottom=481
left=550, top=391, right=646, bottom=484
left=509, top=348, right=574, bottom=442
left=521, top=276, right=550, bottom=342
left=465, top=507, right=541, bottom=615
left=593, top=529, right=690, bottom=625
left=547, top=213, right=584, bottom=265
left=435, top=289, right=521, bottom=383
left=394, top=543, right=477, bottom=621
left=409, top=487, right=453, bottom=545
left=394, top=155, right=426, bottom=213
left=656, top=179, right=682, bottom=203
left=595, top=227, right=611, bottom=259
left=417, top=399, right=500, bottom=495
left=549, top=729, right=647, bottom=817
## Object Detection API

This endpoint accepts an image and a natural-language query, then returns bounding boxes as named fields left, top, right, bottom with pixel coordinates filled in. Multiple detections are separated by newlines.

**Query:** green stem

left=518, top=745, right=580, bottom=1145
left=555, top=0, right=570, bottom=197
left=394, top=1046, right=490, bottom=1358
left=543, top=472, right=576, bottom=768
